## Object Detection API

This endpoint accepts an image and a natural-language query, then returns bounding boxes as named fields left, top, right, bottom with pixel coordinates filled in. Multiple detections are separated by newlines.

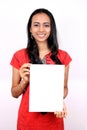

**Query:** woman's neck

left=37, top=42, right=50, bottom=59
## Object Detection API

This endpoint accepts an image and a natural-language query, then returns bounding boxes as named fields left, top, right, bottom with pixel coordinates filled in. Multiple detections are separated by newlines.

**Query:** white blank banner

left=29, top=64, right=64, bottom=112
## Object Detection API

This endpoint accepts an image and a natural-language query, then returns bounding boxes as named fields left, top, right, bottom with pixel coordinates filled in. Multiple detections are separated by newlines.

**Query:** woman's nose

left=39, top=25, right=44, bottom=31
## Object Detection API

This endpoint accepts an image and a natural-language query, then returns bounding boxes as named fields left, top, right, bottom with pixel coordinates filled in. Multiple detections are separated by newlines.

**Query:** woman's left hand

left=54, top=102, right=67, bottom=118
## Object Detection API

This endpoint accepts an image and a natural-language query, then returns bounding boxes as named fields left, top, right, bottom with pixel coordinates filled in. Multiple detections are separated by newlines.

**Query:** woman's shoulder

left=58, top=49, right=71, bottom=56
left=57, top=49, right=72, bottom=65
left=12, top=48, right=29, bottom=61
left=13, top=48, right=28, bottom=58
left=14, top=48, right=27, bottom=55
left=58, top=49, right=67, bottom=54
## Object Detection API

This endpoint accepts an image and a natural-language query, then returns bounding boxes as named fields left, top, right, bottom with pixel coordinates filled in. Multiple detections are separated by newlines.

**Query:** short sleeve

left=10, top=52, right=21, bottom=69
left=10, top=48, right=30, bottom=69
left=62, top=51, right=72, bottom=66
left=58, top=50, right=72, bottom=66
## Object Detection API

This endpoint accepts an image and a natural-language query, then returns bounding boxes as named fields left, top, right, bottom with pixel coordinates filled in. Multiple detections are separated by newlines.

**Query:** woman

left=10, top=8, right=72, bottom=130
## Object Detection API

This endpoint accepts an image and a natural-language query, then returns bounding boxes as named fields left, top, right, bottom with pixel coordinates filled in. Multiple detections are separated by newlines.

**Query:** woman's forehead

left=32, top=13, right=50, bottom=23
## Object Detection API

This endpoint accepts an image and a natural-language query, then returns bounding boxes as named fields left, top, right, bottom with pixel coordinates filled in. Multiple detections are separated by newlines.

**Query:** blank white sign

left=29, top=64, right=64, bottom=112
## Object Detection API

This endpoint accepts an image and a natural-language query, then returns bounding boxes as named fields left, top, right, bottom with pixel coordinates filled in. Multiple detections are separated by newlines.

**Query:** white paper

left=29, top=64, right=64, bottom=112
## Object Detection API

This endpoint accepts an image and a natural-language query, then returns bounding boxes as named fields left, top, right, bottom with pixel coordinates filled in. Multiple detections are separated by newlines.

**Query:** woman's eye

left=44, top=24, right=50, bottom=27
left=34, top=24, right=39, bottom=27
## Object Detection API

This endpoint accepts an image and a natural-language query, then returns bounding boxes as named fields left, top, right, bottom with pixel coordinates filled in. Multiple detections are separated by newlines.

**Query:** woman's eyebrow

left=33, top=22, right=39, bottom=24
left=33, top=22, right=50, bottom=24
left=43, top=22, right=50, bottom=24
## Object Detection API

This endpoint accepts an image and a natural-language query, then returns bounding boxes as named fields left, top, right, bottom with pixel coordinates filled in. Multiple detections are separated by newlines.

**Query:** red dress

left=10, top=48, right=72, bottom=130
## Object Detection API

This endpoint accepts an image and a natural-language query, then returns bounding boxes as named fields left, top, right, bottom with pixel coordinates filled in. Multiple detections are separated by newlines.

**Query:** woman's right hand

left=19, top=63, right=31, bottom=84
left=11, top=63, right=31, bottom=98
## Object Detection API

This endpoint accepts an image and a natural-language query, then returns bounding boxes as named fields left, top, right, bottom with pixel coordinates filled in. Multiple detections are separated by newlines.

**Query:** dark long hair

left=26, top=8, right=61, bottom=64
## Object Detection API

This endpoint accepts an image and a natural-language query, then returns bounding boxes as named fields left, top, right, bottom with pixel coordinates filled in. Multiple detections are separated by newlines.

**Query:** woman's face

left=30, top=13, right=51, bottom=43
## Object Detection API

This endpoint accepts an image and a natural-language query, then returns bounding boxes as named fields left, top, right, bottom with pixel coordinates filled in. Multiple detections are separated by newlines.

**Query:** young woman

left=10, top=8, right=72, bottom=130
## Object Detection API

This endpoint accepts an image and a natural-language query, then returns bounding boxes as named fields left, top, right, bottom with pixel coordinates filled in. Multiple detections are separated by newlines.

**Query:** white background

left=0, top=0, right=87, bottom=130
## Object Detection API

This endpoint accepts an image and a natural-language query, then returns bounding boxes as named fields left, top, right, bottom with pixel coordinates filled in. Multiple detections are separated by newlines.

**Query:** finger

left=19, top=68, right=30, bottom=78
left=54, top=111, right=67, bottom=118
left=57, top=112, right=63, bottom=118
left=21, top=63, right=30, bottom=69
left=23, top=68, right=30, bottom=72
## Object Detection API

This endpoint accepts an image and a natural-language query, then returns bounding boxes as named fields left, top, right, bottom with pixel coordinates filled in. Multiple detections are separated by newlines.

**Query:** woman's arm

left=54, top=64, right=70, bottom=118
left=63, top=64, right=70, bottom=99
left=11, top=63, right=30, bottom=98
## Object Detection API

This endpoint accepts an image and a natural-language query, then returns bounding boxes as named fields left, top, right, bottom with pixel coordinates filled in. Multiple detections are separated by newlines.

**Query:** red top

left=10, top=48, right=72, bottom=130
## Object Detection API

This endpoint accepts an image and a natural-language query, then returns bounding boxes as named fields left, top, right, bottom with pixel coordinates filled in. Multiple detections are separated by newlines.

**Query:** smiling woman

left=30, top=13, right=51, bottom=45
left=10, top=8, right=72, bottom=130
